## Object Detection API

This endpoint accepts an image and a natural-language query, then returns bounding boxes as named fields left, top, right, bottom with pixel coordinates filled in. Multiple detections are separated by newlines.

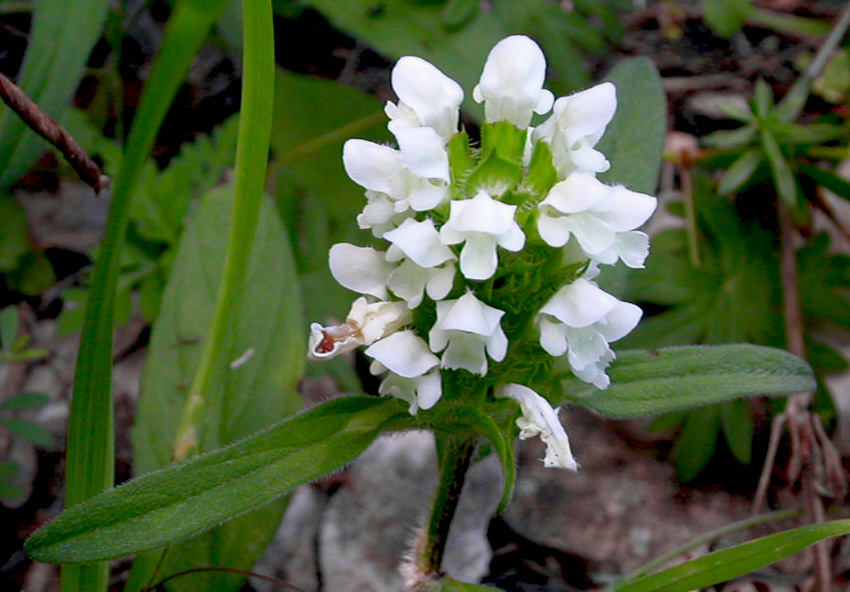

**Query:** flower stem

left=418, top=434, right=477, bottom=576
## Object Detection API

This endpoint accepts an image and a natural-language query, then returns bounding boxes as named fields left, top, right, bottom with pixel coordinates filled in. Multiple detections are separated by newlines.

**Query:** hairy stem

left=417, top=435, right=477, bottom=577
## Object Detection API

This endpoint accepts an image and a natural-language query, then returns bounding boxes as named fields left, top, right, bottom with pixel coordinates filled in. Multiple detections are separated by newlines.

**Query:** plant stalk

left=417, top=435, right=477, bottom=578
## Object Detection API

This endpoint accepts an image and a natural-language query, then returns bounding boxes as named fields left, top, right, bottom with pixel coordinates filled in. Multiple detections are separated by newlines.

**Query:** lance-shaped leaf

left=26, top=396, right=412, bottom=564
left=558, top=344, right=814, bottom=418
left=614, top=519, right=850, bottom=592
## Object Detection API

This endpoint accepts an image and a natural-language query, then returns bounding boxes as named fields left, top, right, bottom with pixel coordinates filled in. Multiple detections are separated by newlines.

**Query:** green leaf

left=0, top=306, right=18, bottom=350
left=799, top=162, right=850, bottom=203
left=61, top=2, right=232, bottom=590
left=0, top=416, right=52, bottom=446
left=701, top=125, right=757, bottom=149
left=671, top=406, right=720, bottom=482
left=271, top=68, right=389, bottom=389
left=441, top=0, right=479, bottom=29
left=303, top=0, right=510, bottom=118
left=559, top=345, right=815, bottom=418
left=0, top=393, right=49, bottom=411
left=598, top=57, right=666, bottom=195
left=699, top=0, right=752, bottom=38
left=717, top=149, right=762, bottom=195
left=760, top=127, right=797, bottom=205
left=0, top=194, right=31, bottom=272
left=26, top=396, right=413, bottom=564
left=722, top=397, right=754, bottom=464
left=435, top=576, right=503, bottom=591
left=0, top=0, right=109, bottom=189
left=129, top=183, right=305, bottom=590
left=614, top=519, right=850, bottom=592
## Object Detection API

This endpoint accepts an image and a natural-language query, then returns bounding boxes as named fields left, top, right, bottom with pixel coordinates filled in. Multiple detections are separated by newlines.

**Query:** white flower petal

left=541, top=173, right=610, bottom=214
left=436, top=292, right=504, bottom=335
left=346, top=298, right=412, bottom=345
left=390, top=55, right=463, bottom=140
left=307, top=322, right=360, bottom=360
left=425, top=262, right=456, bottom=301
left=329, top=244, right=392, bottom=299
left=597, top=301, right=642, bottom=343
left=474, top=35, right=553, bottom=128
left=613, top=231, right=650, bottom=269
left=383, top=218, right=456, bottom=268
left=563, top=212, right=618, bottom=256
left=460, top=235, right=499, bottom=281
left=554, top=82, right=617, bottom=147
left=429, top=293, right=507, bottom=375
left=536, top=211, right=572, bottom=248
left=540, top=278, right=618, bottom=328
left=342, top=139, right=404, bottom=194
left=595, top=185, right=658, bottom=232
left=378, top=368, right=443, bottom=415
left=566, top=325, right=611, bottom=372
left=394, top=127, right=450, bottom=182
left=365, top=330, right=439, bottom=378
left=496, top=384, right=577, bottom=471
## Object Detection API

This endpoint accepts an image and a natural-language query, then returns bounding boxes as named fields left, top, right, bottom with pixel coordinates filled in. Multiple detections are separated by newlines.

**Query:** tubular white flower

left=496, top=384, right=577, bottom=471
left=429, top=292, right=507, bottom=375
left=329, top=243, right=393, bottom=299
left=308, top=297, right=411, bottom=361
left=385, top=55, right=463, bottom=142
left=537, top=172, right=657, bottom=268
left=473, top=35, right=554, bottom=128
left=440, top=191, right=525, bottom=280
left=533, top=82, right=617, bottom=176
left=383, top=218, right=457, bottom=307
left=343, top=139, right=449, bottom=221
left=365, top=330, right=442, bottom=414
left=386, top=260, right=456, bottom=309
left=537, top=278, right=642, bottom=389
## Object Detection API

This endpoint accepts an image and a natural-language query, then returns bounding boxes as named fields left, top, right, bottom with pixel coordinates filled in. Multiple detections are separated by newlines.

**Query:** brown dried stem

left=0, top=71, right=106, bottom=194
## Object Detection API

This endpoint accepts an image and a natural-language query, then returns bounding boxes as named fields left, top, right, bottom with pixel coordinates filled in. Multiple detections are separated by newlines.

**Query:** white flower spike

left=496, top=384, right=577, bottom=471
left=473, top=35, right=554, bottom=128
left=429, top=292, right=507, bottom=375
left=537, top=278, right=642, bottom=388
left=440, top=191, right=525, bottom=280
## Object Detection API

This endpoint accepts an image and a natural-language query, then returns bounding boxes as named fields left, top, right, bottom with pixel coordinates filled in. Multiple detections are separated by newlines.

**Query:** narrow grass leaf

left=614, top=519, right=850, bottom=592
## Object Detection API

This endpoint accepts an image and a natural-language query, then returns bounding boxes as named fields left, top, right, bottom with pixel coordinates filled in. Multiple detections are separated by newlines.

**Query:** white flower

left=366, top=330, right=442, bottom=414
left=533, top=82, right=617, bottom=176
left=342, top=139, right=449, bottom=225
left=473, top=35, right=554, bottom=129
left=537, top=278, right=642, bottom=388
left=329, top=243, right=393, bottom=299
left=385, top=55, right=463, bottom=142
left=308, top=297, right=411, bottom=360
left=496, top=384, right=577, bottom=471
left=440, top=191, right=525, bottom=280
left=383, top=218, right=457, bottom=307
left=537, top=172, right=657, bottom=268
left=429, top=292, right=507, bottom=375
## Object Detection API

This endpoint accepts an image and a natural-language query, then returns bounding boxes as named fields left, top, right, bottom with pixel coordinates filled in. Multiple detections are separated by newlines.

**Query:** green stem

left=418, top=435, right=477, bottom=576
left=172, top=0, right=275, bottom=461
